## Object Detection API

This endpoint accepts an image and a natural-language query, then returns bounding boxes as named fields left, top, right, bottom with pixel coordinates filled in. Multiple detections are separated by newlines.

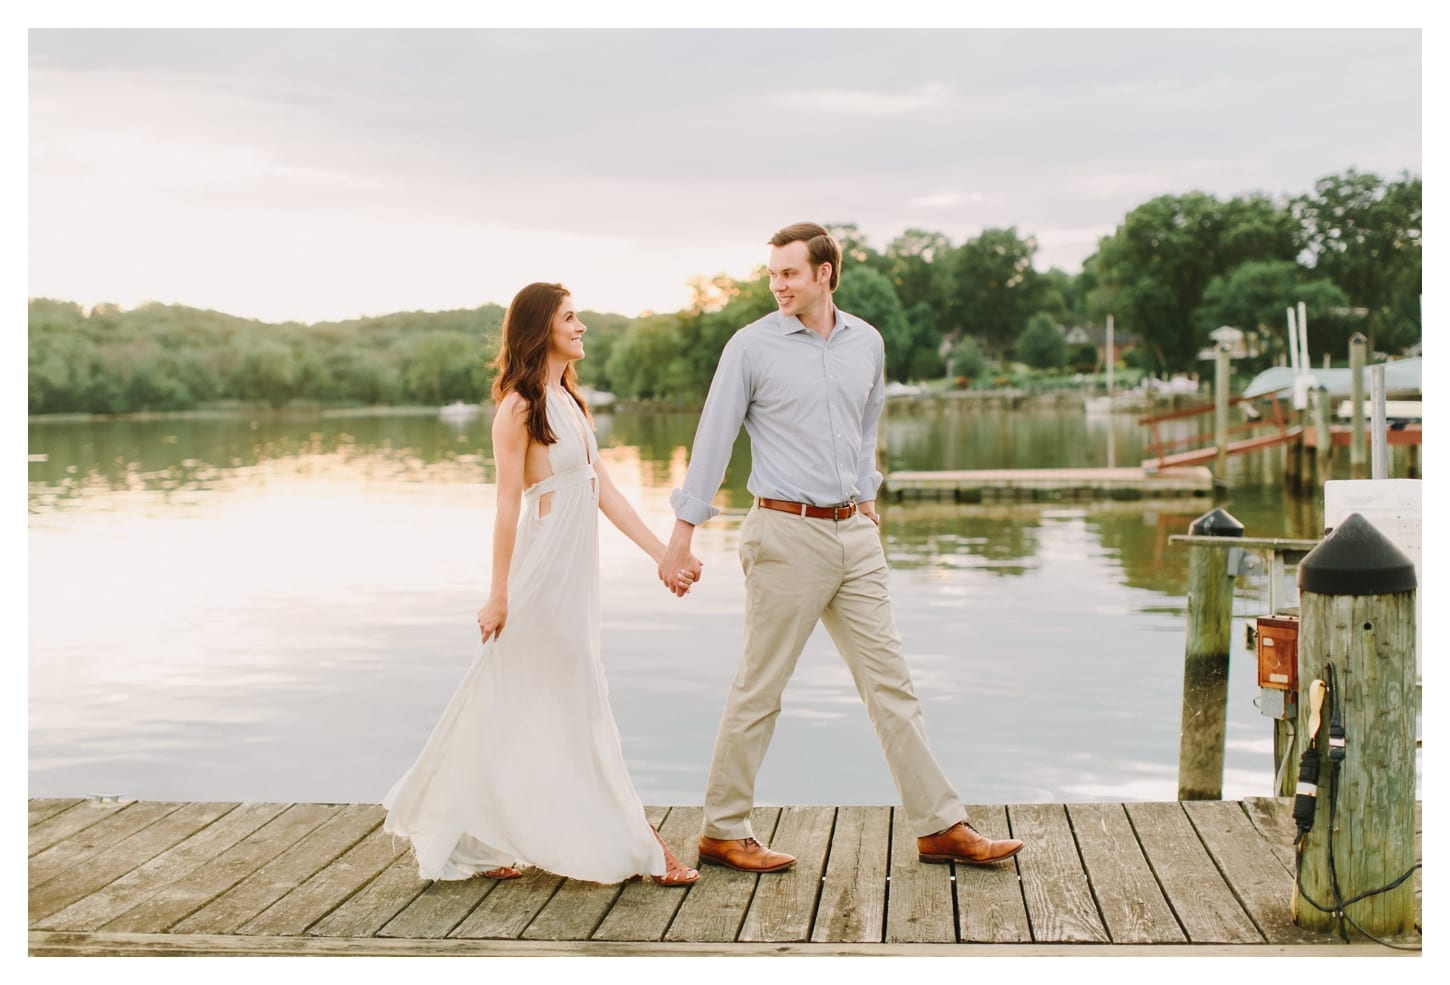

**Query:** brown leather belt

left=757, top=497, right=858, bottom=520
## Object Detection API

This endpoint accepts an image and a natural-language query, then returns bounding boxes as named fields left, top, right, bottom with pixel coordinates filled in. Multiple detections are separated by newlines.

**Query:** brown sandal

left=482, top=866, right=522, bottom=880
left=649, top=825, right=699, bottom=887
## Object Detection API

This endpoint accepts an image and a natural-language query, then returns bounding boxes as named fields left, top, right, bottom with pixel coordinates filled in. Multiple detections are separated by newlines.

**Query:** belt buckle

left=835, top=501, right=854, bottom=520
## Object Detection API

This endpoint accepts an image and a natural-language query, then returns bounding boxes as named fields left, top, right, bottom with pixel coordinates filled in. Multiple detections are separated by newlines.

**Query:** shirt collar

left=776, top=306, right=849, bottom=336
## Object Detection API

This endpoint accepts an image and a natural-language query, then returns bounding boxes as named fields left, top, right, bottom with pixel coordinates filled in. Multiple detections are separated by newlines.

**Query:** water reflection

left=29, top=404, right=1369, bottom=808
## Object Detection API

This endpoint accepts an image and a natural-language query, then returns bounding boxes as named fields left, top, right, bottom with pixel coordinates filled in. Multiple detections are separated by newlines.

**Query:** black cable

left=1292, top=663, right=1422, bottom=951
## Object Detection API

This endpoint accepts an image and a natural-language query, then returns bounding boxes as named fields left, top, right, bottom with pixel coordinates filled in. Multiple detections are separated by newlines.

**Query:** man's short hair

left=769, top=222, right=841, bottom=291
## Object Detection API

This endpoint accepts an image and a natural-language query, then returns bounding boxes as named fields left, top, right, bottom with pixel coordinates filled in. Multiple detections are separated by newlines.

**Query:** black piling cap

left=1189, top=507, right=1244, bottom=537
left=1299, top=512, right=1417, bottom=596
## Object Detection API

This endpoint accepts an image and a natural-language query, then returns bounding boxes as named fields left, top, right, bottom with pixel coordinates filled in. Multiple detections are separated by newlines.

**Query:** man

left=658, top=222, right=1023, bottom=873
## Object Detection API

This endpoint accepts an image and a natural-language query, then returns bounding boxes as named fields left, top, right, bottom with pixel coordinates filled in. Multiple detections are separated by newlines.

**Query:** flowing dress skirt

left=383, top=389, right=664, bottom=883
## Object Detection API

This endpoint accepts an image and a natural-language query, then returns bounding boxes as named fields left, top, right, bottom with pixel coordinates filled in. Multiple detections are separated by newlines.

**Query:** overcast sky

left=27, top=25, right=1424, bottom=323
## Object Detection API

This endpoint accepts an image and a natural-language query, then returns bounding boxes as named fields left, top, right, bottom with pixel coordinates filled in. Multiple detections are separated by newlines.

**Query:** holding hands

left=661, top=555, right=703, bottom=597
left=658, top=521, right=703, bottom=597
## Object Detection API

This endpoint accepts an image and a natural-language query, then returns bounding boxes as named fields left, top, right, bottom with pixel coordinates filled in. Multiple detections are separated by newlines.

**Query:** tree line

left=28, top=167, right=1420, bottom=416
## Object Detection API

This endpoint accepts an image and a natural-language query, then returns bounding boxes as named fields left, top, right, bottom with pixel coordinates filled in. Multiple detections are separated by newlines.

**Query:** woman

left=383, top=282, right=698, bottom=887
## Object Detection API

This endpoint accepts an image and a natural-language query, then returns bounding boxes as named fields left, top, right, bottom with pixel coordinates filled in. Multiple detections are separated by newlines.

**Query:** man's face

left=767, top=240, right=831, bottom=321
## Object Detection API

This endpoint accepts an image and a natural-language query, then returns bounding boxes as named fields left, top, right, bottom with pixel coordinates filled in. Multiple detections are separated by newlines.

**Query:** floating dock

left=28, top=797, right=1419, bottom=956
left=884, top=467, right=1214, bottom=503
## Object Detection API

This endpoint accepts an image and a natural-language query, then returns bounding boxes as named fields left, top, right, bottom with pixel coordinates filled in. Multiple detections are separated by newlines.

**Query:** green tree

left=903, top=302, right=946, bottom=380
left=674, top=271, right=776, bottom=397
left=834, top=266, right=914, bottom=381
left=605, top=314, right=691, bottom=400
left=400, top=331, right=483, bottom=405
left=884, top=229, right=955, bottom=333
left=946, top=228, right=1045, bottom=357
left=1089, top=192, right=1297, bottom=373
left=237, top=341, right=300, bottom=408
left=573, top=310, right=631, bottom=393
left=1015, top=314, right=1067, bottom=370
left=948, top=335, right=988, bottom=382
left=1036, top=269, right=1076, bottom=324
left=1195, top=260, right=1351, bottom=370
left=827, top=223, right=892, bottom=281
left=1292, top=169, right=1422, bottom=354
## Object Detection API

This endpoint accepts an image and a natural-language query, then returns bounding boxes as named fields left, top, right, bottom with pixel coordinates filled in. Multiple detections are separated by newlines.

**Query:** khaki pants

left=702, top=505, right=965, bottom=840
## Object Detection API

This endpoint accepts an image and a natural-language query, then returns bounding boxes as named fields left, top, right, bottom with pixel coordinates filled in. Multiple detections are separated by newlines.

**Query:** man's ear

left=818, top=262, right=833, bottom=286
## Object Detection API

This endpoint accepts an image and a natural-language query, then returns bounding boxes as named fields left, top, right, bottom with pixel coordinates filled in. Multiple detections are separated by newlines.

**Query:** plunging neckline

left=551, top=387, right=592, bottom=465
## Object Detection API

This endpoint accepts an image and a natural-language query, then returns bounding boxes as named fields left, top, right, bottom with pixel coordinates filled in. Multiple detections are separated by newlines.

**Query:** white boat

left=438, top=401, right=482, bottom=420
left=1242, top=357, right=1421, bottom=400
left=579, top=386, right=616, bottom=410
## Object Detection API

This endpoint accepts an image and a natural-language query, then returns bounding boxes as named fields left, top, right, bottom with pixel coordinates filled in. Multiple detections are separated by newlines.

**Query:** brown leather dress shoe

left=917, top=822, right=1023, bottom=865
left=697, top=836, right=796, bottom=873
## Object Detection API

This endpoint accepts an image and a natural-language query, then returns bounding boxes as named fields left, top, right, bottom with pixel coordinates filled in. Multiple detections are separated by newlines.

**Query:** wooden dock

left=884, top=466, right=1213, bottom=503
left=28, top=797, right=1421, bottom=956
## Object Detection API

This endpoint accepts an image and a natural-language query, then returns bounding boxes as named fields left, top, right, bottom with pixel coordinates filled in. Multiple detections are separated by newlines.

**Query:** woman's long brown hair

left=491, top=282, right=591, bottom=445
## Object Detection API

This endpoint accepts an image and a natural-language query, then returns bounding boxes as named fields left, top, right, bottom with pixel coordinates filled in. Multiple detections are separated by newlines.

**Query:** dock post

left=1349, top=334, right=1367, bottom=479
left=1177, top=507, right=1242, bottom=800
left=1311, top=387, right=1333, bottom=485
left=1292, top=513, right=1417, bottom=939
left=1213, top=344, right=1230, bottom=482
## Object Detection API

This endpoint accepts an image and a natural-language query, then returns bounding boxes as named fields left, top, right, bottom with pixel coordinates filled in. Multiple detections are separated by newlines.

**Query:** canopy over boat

left=1242, top=357, right=1421, bottom=399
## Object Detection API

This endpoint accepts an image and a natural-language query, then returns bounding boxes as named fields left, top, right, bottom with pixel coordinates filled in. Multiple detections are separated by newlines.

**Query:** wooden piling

left=1293, top=514, right=1417, bottom=939
left=1311, top=388, right=1333, bottom=486
left=1349, top=335, right=1367, bottom=479
left=1177, top=509, right=1242, bottom=800
left=1213, top=345, right=1230, bottom=480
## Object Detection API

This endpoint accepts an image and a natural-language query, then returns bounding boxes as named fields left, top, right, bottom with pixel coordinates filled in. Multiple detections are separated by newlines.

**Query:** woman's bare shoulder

left=494, top=390, right=530, bottom=421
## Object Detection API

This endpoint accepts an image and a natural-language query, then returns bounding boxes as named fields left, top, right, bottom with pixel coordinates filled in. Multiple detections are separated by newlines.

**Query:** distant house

left=1063, top=322, right=1141, bottom=367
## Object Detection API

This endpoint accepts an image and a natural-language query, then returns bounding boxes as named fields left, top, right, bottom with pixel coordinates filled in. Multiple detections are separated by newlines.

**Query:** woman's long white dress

left=383, top=387, right=665, bottom=883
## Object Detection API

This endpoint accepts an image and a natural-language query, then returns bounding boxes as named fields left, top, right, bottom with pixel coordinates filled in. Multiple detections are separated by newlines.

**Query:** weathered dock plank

left=29, top=799, right=136, bottom=855
left=306, top=851, right=431, bottom=938
left=238, top=816, right=403, bottom=935
left=885, top=805, right=955, bottom=943
left=885, top=467, right=1213, bottom=503
left=451, top=865, right=563, bottom=939
left=34, top=802, right=285, bottom=932
left=1184, top=799, right=1333, bottom=945
left=811, top=805, right=888, bottom=944
left=376, top=873, right=498, bottom=939
left=520, top=878, right=625, bottom=942
left=518, top=805, right=668, bottom=941
left=1240, top=795, right=1298, bottom=874
left=592, top=805, right=702, bottom=941
left=169, top=803, right=379, bottom=935
left=1126, top=801, right=1261, bottom=944
left=26, top=797, right=1420, bottom=955
left=955, top=805, right=1031, bottom=943
left=664, top=807, right=780, bottom=943
left=30, top=930, right=1407, bottom=957
left=1069, top=801, right=1184, bottom=943
left=29, top=800, right=182, bottom=880
left=30, top=801, right=235, bottom=926
left=29, top=798, right=83, bottom=827
left=1012, top=802, right=1109, bottom=943
left=101, top=802, right=340, bottom=933
left=738, top=805, right=834, bottom=942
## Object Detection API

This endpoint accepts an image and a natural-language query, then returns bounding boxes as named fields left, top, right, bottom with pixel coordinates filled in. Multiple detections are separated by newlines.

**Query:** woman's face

left=548, top=295, right=586, bottom=363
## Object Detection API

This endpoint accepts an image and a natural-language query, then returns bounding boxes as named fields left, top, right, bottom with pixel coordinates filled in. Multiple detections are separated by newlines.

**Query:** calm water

left=29, top=401, right=1348, bottom=808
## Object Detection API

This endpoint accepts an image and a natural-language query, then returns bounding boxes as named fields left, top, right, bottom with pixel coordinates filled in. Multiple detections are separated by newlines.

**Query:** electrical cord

left=1293, top=663, right=1422, bottom=951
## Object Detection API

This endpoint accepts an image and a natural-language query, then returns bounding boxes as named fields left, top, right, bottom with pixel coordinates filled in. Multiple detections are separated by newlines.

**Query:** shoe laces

left=742, top=837, right=761, bottom=848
